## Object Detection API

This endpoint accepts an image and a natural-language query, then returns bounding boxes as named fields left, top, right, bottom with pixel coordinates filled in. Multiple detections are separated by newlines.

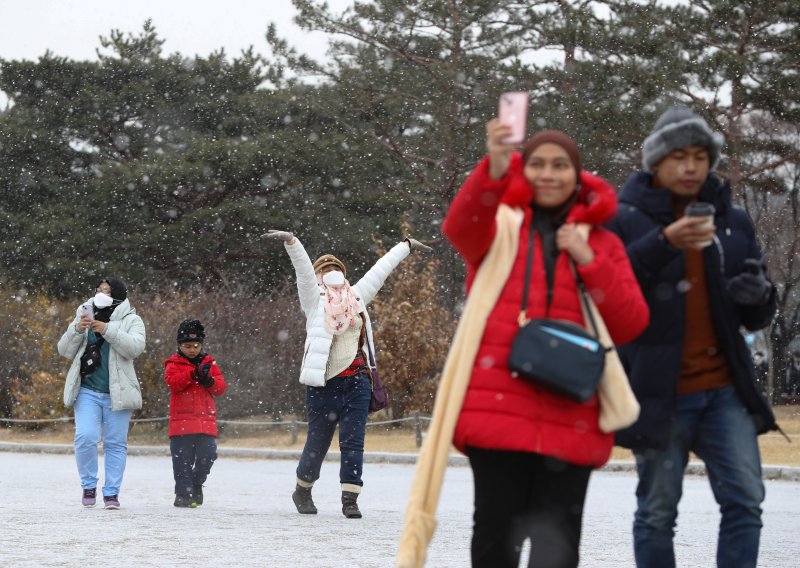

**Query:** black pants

left=466, top=447, right=592, bottom=568
left=170, top=434, right=217, bottom=495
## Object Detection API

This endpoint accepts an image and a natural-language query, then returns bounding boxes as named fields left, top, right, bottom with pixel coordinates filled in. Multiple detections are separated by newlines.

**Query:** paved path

left=0, top=450, right=798, bottom=567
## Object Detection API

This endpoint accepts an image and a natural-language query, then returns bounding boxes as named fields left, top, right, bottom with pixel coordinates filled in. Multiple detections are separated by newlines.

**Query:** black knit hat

left=176, top=319, right=206, bottom=343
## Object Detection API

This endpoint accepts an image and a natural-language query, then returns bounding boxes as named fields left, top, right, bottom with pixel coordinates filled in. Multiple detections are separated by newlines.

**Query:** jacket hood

left=109, top=299, right=135, bottom=320
left=501, top=153, right=618, bottom=225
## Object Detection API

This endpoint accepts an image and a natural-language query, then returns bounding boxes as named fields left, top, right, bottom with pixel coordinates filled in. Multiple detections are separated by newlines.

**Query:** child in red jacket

left=164, top=319, right=227, bottom=507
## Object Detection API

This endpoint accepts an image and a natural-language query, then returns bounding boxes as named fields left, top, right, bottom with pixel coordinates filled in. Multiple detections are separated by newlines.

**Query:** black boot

left=192, top=484, right=204, bottom=507
left=174, top=493, right=193, bottom=508
left=341, top=491, right=362, bottom=519
left=292, top=484, right=318, bottom=515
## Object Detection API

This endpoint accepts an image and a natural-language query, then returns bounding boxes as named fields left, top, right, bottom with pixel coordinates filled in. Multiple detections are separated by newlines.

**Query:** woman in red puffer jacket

left=442, top=122, right=649, bottom=568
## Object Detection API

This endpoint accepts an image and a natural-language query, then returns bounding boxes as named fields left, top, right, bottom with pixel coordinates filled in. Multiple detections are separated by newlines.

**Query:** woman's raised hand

left=261, top=230, right=295, bottom=244
left=486, top=118, right=517, bottom=180
left=405, top=237, right=432, bottom=253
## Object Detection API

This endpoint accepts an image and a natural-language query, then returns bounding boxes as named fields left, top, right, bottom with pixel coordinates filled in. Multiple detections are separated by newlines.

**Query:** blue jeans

left=296, top=373, right=372, bottom=487
left=74, top=387, right=133, bottom=497
left=170, top=434, right=217, bottom=495
left=633, top=386, right=764, bottom=568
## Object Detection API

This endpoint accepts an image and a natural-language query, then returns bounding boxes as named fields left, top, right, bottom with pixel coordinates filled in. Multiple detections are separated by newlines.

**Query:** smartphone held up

left=498, top=91, right=529, bottom=145
left=81, top=303, right=94, bottom=321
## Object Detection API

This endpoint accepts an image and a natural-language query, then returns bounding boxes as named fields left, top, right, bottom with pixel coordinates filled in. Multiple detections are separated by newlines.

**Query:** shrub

left=369, top=251, right=456, bottom=418
left=2, top=261, right=458, bottom=424
left=5, top=289, right=73, bottom=423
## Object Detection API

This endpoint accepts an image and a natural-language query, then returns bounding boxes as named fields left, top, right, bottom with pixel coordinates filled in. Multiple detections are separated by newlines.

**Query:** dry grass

left=2, top=405, right=799, bottom=466
left=610, top=404, right=800, bottom=466
left=0, top=420, right=427, bottom=454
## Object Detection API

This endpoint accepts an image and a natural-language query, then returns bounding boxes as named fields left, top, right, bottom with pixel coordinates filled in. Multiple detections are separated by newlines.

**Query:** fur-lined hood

left=499, top=153, right=618, bottom=226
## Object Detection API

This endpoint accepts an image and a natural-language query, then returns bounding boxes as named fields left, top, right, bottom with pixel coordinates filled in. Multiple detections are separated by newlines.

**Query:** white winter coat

left=58, top=299, right=146, bottom=410
left=285, top=238, right=411, bottom=387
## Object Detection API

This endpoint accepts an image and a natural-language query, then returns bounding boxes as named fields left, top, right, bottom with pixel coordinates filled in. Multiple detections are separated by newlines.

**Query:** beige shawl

left=396, top=208, right=639, bottom=568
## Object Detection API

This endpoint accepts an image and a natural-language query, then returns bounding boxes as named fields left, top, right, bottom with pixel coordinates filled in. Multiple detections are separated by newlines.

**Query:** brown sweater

left=677, top=246, right=732, bottom=394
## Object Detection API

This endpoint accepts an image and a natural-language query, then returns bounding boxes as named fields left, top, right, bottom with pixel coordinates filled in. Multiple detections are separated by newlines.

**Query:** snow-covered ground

left=0, top=451, right=798, bottom=567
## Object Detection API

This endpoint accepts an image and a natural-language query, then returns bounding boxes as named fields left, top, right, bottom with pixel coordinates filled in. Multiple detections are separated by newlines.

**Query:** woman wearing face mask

left=431, top=124, right=649, bottom=567
left=57, top=277, right=146, bottom=510
left=263, top=229, right=431, bottom=519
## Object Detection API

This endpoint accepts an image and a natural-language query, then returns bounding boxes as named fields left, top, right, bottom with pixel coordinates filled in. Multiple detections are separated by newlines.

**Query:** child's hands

left=195, top=362, right=214, bottom=388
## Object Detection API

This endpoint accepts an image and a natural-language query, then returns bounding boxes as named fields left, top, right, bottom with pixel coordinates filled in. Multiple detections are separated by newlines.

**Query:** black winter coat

left=607, top=171, right=777, bottom=450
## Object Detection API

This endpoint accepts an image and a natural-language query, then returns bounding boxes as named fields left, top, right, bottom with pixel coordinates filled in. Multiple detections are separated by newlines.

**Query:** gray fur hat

left=642, top=106, right=724, bottom=172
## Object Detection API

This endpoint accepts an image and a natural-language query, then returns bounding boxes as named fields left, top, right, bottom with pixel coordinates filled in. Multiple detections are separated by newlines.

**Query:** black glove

left=195, top=362, right=214, bottom=388
left=728, top=258, right=772, bottom=306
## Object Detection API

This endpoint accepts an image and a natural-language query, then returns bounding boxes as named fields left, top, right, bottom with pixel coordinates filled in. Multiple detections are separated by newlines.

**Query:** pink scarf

left=317, top=273, right=363, bottom=335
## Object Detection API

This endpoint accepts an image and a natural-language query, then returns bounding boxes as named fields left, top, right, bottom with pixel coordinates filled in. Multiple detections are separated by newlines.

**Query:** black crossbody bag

left=79, top=337, right=103, bottom=378
left=507, top=222, right=608, bottom=403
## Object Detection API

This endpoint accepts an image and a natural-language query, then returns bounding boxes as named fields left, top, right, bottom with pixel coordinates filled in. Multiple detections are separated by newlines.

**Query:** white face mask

left=322, top=270, right=346, bottom=288
left=93, top=292, right=114, bottom=308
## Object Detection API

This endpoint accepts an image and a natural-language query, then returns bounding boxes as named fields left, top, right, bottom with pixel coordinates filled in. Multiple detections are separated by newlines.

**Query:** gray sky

left=0, top=0, right=353, bottom=105
left=0, top=0, right=352, bottom=61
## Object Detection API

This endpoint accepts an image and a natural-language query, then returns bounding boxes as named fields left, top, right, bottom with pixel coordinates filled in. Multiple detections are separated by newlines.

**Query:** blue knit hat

left=642, top=106, right=724, bottom=172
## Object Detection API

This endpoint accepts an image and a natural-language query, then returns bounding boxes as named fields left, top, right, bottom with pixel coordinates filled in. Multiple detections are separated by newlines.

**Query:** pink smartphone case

left=498, top=92, right=528, bottom=144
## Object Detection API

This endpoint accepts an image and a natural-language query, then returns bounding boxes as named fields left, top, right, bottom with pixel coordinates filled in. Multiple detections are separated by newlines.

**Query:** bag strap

left=572, top=264, right=601, bottom=339
left=360, top=312, right=377, bottom=369
left=517, top=218, right=601, bottom=339
left=365, top=338, right=377, bottom=370
left=364, top=332, right=378, bottom=393
left=518, top=220, right=537, bottom=326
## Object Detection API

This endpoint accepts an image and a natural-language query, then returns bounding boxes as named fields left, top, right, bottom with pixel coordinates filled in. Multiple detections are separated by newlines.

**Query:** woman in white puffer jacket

left=264, top=229, right=430, bottom=519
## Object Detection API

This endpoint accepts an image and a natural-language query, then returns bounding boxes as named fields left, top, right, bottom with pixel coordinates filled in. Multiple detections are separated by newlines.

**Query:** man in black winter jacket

left=608, top=106, right=778, bottom=568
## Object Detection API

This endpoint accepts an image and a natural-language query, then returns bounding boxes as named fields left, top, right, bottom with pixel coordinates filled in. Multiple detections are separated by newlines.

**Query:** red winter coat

left=164, top=353, right=227, bottom=438
left=442, top=154, right=649, bottom=467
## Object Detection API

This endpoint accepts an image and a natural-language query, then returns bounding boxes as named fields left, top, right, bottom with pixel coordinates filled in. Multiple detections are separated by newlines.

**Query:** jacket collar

left=501, top=153, right=619, bottom=226
left=618, top=171, right=731, bottom=222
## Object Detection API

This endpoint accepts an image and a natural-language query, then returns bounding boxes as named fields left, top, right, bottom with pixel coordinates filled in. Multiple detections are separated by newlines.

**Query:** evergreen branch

left=741, top=152, right=800, bottom=182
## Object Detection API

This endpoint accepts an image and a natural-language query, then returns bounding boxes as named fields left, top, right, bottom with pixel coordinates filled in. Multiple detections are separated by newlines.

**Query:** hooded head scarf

left=93, top=277, right=128, bottom=323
